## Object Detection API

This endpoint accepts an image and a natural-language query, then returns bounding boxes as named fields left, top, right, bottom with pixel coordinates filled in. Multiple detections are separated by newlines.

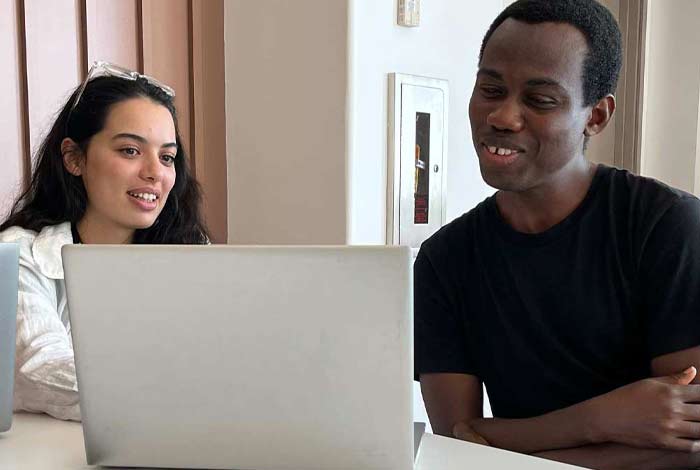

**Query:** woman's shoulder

left=0, top=223, right=72, bottom=280
left=0, top=224, right=38, bottom=243
left=0, top=222, right=71, bottom=245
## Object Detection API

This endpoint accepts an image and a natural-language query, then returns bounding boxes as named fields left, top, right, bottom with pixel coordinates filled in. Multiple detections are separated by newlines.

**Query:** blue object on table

left=0, top=243, right=19, bottom=432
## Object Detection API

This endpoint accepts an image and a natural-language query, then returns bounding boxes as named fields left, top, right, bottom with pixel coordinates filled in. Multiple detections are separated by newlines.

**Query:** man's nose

left=486, top=98, right=524, bottom=132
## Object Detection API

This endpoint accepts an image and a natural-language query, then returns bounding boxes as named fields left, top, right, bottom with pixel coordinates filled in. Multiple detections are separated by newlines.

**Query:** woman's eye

left=161, top=155, right=176, bottom=166
left=121, top=147, right=139, bottom=157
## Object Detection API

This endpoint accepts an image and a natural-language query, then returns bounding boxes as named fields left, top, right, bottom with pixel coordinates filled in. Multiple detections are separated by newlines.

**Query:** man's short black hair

left=479, top=0, right=622, bottom=107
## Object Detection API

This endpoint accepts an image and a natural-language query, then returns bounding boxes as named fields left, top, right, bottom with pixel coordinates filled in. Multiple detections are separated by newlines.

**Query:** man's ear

left=584, top=95, right=616, bottom=137
left=61, top=138, right=84, bottom=176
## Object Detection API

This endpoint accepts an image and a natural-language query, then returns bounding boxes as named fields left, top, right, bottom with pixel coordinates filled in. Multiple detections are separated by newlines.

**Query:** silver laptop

left=0, top=243, right=19, bottom=433
left=63, top=245, right=414, bottom=470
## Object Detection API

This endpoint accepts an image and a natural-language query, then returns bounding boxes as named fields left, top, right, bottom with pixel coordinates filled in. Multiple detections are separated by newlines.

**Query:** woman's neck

left=77, top=211, right=134, bottom=244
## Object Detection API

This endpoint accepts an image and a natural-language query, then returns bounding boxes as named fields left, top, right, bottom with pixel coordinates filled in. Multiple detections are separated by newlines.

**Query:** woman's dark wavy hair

left=0, top=75, right=209, bottom=243
left=479, top=0, right=622, bottom=107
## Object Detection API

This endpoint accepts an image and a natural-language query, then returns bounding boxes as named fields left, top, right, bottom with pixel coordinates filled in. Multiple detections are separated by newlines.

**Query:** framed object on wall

left=387, top=73, right=449, bottom=252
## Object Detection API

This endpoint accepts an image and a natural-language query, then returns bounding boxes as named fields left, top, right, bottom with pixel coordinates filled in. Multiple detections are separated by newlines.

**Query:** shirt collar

left=31, top=222, right=73, bottom=280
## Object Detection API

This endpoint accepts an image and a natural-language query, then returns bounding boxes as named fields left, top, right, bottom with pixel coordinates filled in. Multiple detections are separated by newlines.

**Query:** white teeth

left=487, top=146, right=517, bottom=156
left=129, top=192, right=157, bottom=202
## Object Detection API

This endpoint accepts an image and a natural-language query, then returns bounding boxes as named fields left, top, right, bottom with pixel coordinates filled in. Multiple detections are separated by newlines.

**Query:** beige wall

left=641, top=0, right=700, bottom=195
left=224, top=0, right=347, bottom=245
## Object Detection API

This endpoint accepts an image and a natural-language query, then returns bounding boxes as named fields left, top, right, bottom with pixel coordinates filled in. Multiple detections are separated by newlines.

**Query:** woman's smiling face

left=66, top=97, right=178, bottom=241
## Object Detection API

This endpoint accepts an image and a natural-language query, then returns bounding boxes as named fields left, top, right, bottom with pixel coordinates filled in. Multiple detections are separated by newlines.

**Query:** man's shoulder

left=420, top=197, right=493, bottom=258
left=605, top=167, right=700, bottom=229
left=603, top=165, right=697, bottom=214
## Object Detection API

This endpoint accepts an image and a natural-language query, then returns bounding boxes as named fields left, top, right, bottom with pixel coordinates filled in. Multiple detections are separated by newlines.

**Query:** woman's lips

left=127, top=192, right=158, bottom=211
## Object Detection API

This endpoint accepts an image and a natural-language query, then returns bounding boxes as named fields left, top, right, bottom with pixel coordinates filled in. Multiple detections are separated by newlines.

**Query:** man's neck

left=495, top=159, right=597, bottom=234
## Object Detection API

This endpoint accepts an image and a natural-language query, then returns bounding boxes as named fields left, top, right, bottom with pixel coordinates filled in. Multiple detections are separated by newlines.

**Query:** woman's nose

left=139, top=154, right=163, bottom=182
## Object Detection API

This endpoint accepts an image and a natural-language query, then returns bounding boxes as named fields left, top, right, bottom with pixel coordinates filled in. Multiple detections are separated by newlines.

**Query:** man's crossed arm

left=420, top=346, right=700, bottom=470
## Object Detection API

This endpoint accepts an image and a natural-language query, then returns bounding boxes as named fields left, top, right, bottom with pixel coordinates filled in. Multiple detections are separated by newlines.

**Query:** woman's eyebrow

left=112, top=132, right=176, bottom=148
left=112, top=132, right=147, bottom=143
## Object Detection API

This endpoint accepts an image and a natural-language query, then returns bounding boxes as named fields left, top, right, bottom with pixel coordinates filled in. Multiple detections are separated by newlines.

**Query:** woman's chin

left=123, top=215, right=160, bottom=231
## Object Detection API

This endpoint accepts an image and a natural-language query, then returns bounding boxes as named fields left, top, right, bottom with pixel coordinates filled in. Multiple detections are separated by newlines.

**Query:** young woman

left=0, top=62, right=209, bottom=421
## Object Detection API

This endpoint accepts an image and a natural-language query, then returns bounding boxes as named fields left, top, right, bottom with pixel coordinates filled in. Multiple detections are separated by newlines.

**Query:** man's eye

left=528, top=95, right=557, bottom=108
left=480, top=86, right=503, bottom=97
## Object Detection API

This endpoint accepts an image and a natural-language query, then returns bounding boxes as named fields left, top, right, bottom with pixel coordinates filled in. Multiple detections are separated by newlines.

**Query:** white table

left=0, top=413, right=585, bottom=470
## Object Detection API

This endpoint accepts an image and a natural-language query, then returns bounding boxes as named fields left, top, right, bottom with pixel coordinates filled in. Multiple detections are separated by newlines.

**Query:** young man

left=414, top=0, right=700, bottom=468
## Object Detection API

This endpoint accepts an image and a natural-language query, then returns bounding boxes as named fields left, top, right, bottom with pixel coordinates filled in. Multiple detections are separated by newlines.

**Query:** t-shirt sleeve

left=414, top=246, right=477, bottom=380
left=640, top=196, right=700, bottom=359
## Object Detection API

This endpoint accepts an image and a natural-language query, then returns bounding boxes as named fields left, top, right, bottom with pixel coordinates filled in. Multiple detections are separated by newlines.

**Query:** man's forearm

left=468, top=399, right=599, bottom=454
left=535, top=443, right=700, bottom=470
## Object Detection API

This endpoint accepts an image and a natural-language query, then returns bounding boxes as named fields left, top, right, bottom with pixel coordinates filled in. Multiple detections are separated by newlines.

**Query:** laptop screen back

left=64, top=245, right=414, bottom=470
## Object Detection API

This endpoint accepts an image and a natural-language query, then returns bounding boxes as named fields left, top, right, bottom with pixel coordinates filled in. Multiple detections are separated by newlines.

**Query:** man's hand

left=590, top=366, right=700, bottom=452
left=453, top=421, right=490, bottom=446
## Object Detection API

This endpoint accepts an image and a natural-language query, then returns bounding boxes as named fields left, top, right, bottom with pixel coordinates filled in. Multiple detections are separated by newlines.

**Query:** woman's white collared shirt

left=0, top=222, right=80, bottom=421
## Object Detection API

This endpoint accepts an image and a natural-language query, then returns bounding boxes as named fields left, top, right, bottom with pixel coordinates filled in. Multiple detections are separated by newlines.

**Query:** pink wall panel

left=192, top=0, right=226, bottom=242
left=24, top=0, right=82, bottom=159
left=0, top=0, right=27, bottom=217
left=142, top=0, right=192, bottom=158
left=85, top=0, right=140, bottom=72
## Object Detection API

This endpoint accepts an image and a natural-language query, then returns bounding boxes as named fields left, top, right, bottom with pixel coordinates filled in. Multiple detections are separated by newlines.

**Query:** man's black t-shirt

left=414, top=165, right=700, bottom=419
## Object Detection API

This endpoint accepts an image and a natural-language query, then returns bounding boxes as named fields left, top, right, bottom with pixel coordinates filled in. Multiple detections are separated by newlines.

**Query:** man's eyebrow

left=112, top=133, right=177, bottom=148
left=477, top=68, right=503, bottom=80
left=526, top=77, right=564, bottom=89
left=477, top=70, right=566, bottom=91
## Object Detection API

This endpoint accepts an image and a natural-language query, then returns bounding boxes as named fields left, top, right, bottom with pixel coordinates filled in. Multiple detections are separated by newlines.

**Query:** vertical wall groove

left=631, top=0, right=647, bottom=175
left=614, top=0, right=646, bottom=174
left=695, top=88, right=700, bottom=194
left=136, top=0, right=143, bottom=73
left=187, top=0, right=196, bottom=175
left=191, top=0, right=227, bottom=242
left=16, top=0, right=31, bottom=185
left=78, top=0, right=88, bottom=75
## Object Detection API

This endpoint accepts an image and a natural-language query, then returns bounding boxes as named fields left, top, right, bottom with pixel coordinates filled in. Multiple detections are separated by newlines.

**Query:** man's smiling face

left=469, top=19, right=593, bottom=192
